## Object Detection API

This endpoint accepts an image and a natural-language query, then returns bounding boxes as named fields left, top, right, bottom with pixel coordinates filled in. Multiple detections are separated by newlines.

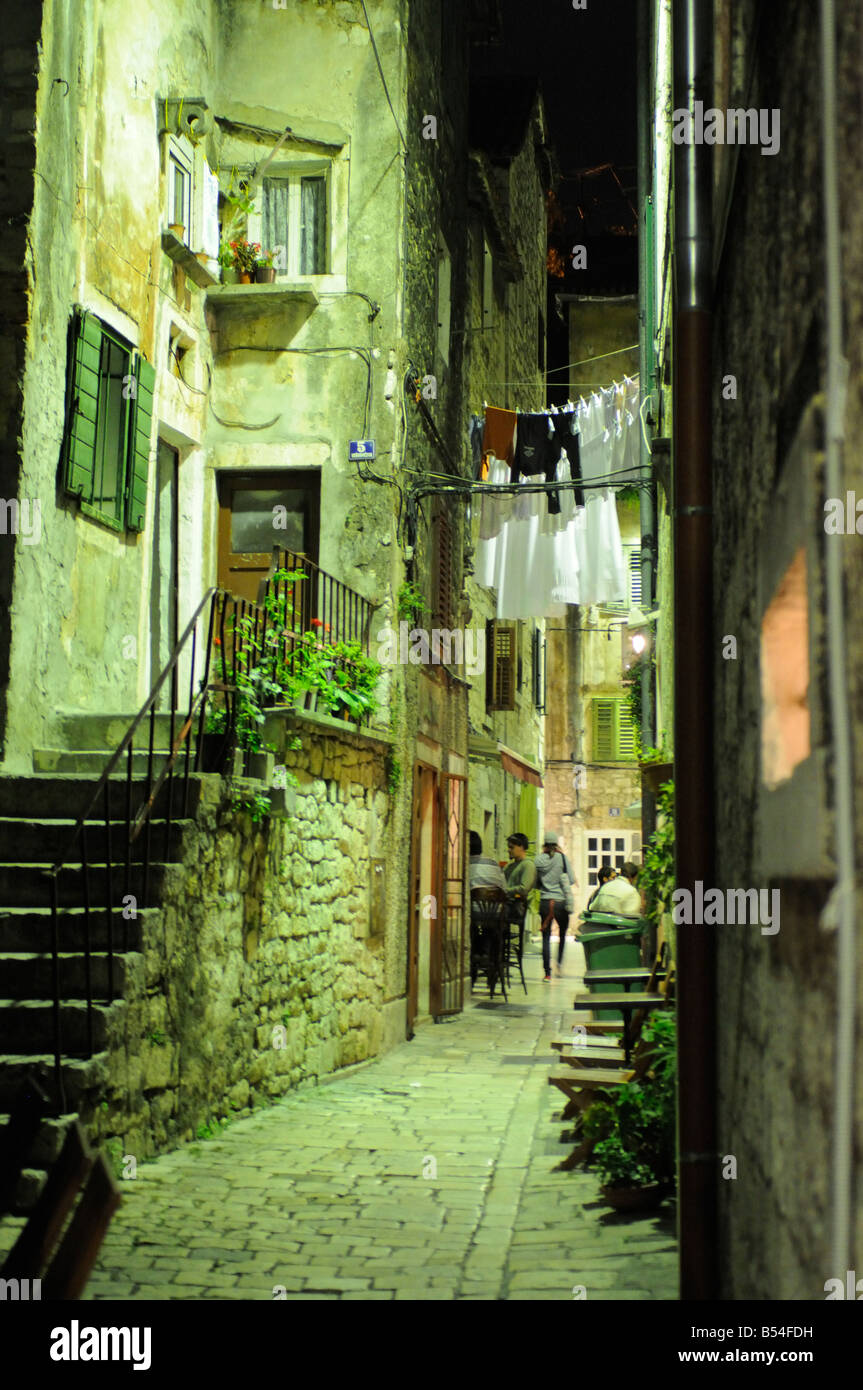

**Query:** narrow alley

left=80, top=943, right=675, bottom=1302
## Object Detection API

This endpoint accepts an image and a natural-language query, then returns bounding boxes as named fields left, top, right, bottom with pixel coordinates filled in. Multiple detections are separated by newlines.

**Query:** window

left=601, top=542, right=642, bottom=613
left=432, top=504, right=455, bottom=630
left=487, top=620, right=517, bottom=710
left=62, top=309, right=155, bottom=533
left=591, top=697, right=636, bottom=762
left=586, top=830, right=642, bottom=886
left=167, top=136, right=194, bottom=241
left=531, top=626, right=546, bottom=710
left=261, top=169, right=329, bottom=276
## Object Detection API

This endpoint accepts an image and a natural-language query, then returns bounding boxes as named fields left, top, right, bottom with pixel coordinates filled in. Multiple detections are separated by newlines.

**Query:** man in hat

left=534, top=832, right=575, bottom=980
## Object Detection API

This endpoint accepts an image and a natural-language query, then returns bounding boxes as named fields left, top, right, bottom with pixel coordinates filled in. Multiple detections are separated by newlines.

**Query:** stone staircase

left=0, top=729, right=205, bottom=1212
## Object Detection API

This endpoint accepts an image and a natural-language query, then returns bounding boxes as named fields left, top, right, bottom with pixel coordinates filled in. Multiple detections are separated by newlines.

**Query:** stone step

left=0, top=907, right=149, bottom=953
left=0, top=999, right=126, bottom=1055
left=0, top=1111, right=73, bottom=1167
left=12, top=1166, right=46, bottom=1214
left=0, top=860, right=177, bottom=908
left=0, top=952, right=137, bottom=1000
left=0, top=1052, right=109, bottom=1110
left=0, top=817, right=189, bottom=864
left=34, top=748, right=178, bottom=777
left=0, top=775, right=205, bottom=820
left=57, top=711, right=192, bottom=752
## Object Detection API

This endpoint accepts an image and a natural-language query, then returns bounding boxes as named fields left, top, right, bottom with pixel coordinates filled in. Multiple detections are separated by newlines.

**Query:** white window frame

left=600, top=542, right=642, bottom=614
left=249, top=162, right=332, bottom=279
left=166, top=135, right=195, bottom=245
left=584, top=829, right=642, bottom=891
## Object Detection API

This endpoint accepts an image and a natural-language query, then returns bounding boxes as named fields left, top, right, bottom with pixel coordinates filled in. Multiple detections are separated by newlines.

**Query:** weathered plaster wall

left=86, top=725, right=390, bottom=1159
left=710, top=0, right=863, bottom=1298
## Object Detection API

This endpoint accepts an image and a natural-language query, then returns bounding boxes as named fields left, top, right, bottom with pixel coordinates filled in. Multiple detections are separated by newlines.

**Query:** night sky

left=471, top=0, right=637, bottom=181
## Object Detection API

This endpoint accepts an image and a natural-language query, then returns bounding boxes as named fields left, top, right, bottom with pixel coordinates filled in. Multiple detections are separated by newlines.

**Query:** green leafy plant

left=385, top=751, right=401, bottom=796
left=325, top=641, right=382, bottom=720
left=256, top=248, right=275, bottom=268
left=397, top=580, right=428, bottom=623
left=639, top=779, right=675, bottom=926
left=204, top=705, right=228, bottom=735
left=592, top=1013, right=677, bottom=1190
left=147, top=1029, right=167, bottom=1047
left=232, top=790, right=272, bottom=823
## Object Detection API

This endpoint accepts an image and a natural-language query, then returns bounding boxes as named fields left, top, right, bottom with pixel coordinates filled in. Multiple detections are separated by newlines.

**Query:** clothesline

left=483, top=344, right=639, bottom=389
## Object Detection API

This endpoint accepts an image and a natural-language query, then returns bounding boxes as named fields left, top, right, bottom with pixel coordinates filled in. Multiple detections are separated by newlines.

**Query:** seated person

left=586, top=864, right=615, bottom=912
left=504, top=833, right=536, bottom=915
left=468, top=830, right=507, bottom=893
left=589, top=860, right=643, bottom=918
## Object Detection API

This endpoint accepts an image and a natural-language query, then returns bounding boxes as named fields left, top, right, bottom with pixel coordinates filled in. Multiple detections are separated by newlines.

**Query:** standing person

left=534, top=831, right=575, bottom=980
left=589, top=860, right=643, bottom=918
left=468, top=830, right=507, bottom=892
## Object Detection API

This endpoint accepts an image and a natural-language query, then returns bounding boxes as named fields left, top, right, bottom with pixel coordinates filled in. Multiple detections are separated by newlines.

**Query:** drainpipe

left=819, top=0, right=856, bottom=1285
left=637, top=0, right=657, bottom=880
left=672, top=0, right=717, bottom=1300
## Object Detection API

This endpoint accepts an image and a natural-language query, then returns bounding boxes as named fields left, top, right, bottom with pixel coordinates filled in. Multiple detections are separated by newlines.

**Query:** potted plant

left=230, top=239, right=260, bottom=284
left=592, top=1015, right=677, bottom=1210
left=254, top=249, right=276, bottom=284
left=326, top=640, right=382, bottom=723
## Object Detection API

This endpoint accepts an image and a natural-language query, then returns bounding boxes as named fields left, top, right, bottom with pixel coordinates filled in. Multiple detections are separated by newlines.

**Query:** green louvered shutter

left=593, top=699, right=616, bottom=760
left=63, top=310, right=102, bottom=500
left=125, top=353, right=155, bottom=532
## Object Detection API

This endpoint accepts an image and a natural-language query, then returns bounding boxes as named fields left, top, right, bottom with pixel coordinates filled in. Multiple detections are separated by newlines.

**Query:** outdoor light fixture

left=621, top=606, right=660, bottom=674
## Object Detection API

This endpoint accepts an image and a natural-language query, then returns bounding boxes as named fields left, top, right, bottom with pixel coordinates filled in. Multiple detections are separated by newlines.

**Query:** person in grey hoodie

left=534, top=832, right=575, bottom=979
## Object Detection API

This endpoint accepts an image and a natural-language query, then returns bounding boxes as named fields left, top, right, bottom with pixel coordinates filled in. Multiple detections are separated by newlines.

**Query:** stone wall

left=710, top=0, right=863, bottom=1298
left=87, top=723, right=391, bottom=1160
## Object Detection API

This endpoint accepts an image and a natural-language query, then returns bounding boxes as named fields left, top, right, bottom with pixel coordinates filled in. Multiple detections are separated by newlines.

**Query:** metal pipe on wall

left=637, top=0, right=657, bottom=760
left=672, top=0, right=718, bottom=1300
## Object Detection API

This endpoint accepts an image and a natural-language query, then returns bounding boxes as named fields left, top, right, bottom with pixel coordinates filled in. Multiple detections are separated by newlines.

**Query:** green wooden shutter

left=617, top=702, right=636, bottom=760
left=62, top=310, right=102, bottom=500
left=593, top=699, right=616, bottom=760
left=125, top=353, right=156, bottom=532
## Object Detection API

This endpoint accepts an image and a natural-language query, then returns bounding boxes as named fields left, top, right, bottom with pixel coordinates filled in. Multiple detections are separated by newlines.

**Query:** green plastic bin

left=578, top=911, right=646, bottom=1020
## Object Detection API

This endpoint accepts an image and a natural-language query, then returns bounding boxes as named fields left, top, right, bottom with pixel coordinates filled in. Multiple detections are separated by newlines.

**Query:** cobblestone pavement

left=76, top=937, right=677, bottom=1301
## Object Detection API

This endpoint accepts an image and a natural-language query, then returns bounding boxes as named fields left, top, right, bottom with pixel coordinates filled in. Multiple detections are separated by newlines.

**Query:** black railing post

left=49, top=873, right=65, bottom=1110
left=80, top=822, right=93, bottom=1058
left=103, top=781, right=114, bottom=1002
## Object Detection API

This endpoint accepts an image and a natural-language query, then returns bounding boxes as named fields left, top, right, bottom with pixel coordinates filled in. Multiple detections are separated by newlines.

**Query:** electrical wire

left=359, top=0, right=406, bottom=150
left=484, top=344, right=640, bottom=388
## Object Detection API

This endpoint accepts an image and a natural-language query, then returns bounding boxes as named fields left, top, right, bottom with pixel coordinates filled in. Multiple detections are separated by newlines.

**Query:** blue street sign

left=349, top=440, right=376, bottom=461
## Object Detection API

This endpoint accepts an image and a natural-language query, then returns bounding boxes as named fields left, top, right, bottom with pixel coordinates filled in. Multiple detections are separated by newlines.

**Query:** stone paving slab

left=70, top=942, right=678, bottom=1302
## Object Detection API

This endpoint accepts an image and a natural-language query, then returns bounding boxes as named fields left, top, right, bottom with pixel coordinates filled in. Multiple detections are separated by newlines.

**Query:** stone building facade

left=0, top=0, right=547, bottom=1158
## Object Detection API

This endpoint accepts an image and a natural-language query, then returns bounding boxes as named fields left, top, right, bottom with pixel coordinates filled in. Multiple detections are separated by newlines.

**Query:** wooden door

left=216, top=470, right=320, bottom=603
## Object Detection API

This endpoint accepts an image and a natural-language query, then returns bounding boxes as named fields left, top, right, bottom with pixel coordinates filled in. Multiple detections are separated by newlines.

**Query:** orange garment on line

left=482, top=406, right=517, bottom=473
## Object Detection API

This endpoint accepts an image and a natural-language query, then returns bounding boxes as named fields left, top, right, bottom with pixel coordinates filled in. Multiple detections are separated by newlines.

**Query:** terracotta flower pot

left=600, top=1182, right=666, bottom=1211
left=238, top=271, right=253, bottom=284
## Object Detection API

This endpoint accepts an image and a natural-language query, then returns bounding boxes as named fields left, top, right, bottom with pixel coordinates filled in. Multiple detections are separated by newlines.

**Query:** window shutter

left=62, top=310, right=102, bottom=500
left=488, top=621, right=516, bottom=710
left=617, top=702, right=636, bottom=760
left=125, top=353, right=156, bottom=532
left=435, top=506, right=454, bottom=629
left=593, top=699, right=616, bottom=760
left=629, top=548, right=642, bottom=606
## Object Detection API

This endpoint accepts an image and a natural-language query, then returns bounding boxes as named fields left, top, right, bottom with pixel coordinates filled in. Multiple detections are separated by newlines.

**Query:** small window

left=261, top=168, right=330, bottom=276
left=592, top=697, right=636, bottom=762
left=601, top=543, right=642, bottom=613
left=486, top=620, right=517, bottom=711
left=432, top=504, right=455, bottom=630
left=167, top=137, right=194, bottom=241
